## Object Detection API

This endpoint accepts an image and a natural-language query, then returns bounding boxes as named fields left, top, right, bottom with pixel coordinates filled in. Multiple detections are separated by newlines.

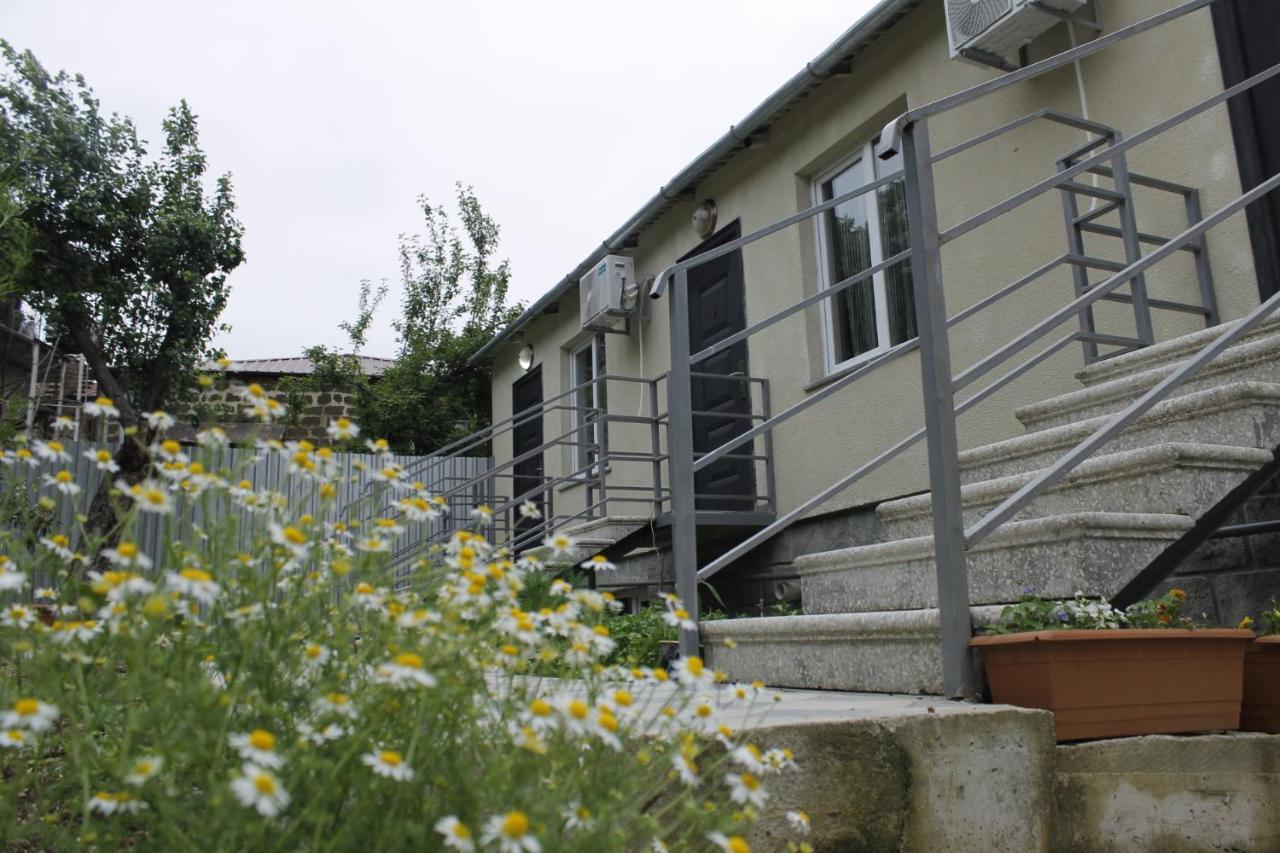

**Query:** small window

left=814, top=137, right=916, bottom=373
left=569, top=336, right=606, bottom=477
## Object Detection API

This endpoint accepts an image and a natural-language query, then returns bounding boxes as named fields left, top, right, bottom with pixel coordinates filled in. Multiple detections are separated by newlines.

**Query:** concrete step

left=878, top=443, right=1272, bottom=539
left=1075, top=313, right=1280, bottom=388
left=702, top=606, right=1004, bottom=694
left=959, top=380, right=1280, bottom=483
left=1016, top=332, right=1280, bottom=431
left=797, top=512, right=1192, bottom=614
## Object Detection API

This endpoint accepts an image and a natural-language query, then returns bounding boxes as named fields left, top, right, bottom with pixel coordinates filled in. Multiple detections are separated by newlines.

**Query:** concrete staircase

left=705, top=316, right=1280, bottom=694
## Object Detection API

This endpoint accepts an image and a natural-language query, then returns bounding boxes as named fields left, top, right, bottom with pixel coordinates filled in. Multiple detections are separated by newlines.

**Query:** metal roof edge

left=471, top=0, right=920, bottom=364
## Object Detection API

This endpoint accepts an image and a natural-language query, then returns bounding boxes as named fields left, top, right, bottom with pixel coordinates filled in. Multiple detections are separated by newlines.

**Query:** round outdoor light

left=692, top=199, right=718, bottom=239
left=517, top=344, right=535, bottom=372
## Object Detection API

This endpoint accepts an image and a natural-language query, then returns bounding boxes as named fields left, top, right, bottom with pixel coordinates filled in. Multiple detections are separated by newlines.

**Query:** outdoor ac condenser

left=579, top=255, right=636, bottom=333
left=946, top=0, right=1086, bottom=66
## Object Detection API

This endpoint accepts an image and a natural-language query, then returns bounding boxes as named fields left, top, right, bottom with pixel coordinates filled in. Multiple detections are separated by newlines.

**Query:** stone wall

left=180, top=379, right=360, bottom=445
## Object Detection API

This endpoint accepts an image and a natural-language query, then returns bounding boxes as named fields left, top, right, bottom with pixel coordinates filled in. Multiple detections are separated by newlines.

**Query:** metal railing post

left=898, top=119, right=978, bottom=699
left=649, top=378, right=663, bottom=511
left=1057, top=153, right=1101, bottom=363
left=666, top=269, right=701, bottom=660
left=1109, top=136, right=1155, bottom=345
left=1185, top=188, right=1219, bottom=325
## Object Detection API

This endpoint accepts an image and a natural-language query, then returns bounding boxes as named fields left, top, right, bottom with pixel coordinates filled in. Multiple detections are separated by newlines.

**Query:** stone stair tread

left=1075, top=314, right=1280, bottom=387
left=1017, top=333, right=1280, bottom=430
left=797, top=511, right=1193, bottom=574
left=878, top=442, right=1272, bottom=528
left=958, top=380, right=1280, bottom=479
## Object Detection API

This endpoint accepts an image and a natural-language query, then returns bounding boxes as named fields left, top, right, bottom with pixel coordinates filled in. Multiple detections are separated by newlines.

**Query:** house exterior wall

left=490, top=0, right=1258, bottom=525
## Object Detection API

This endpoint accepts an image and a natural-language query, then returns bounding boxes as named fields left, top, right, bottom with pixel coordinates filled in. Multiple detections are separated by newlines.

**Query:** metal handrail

left=652, top=0, right=1280, bottom=700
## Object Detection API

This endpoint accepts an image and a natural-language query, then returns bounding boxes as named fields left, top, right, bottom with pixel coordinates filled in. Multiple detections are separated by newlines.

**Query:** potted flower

left=1239, top=605, right=1280, bottom=733
left=971, top=589, right=1254, bottom=742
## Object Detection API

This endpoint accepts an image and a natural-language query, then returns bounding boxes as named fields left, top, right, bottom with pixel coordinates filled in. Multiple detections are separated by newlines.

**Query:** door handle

left=730, top=371, right=748, bottom=401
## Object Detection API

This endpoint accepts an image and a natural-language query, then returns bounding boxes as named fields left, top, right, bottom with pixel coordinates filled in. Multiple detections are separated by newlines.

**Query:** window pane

left=822, top=157, right=877, bottom=363
left=874, top=141, right=917, bottom=345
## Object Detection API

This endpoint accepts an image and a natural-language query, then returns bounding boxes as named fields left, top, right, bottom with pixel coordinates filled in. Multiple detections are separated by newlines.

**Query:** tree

left=357, top=185, right=523, bottom=453
left=0, top=43, right=244, bottom=531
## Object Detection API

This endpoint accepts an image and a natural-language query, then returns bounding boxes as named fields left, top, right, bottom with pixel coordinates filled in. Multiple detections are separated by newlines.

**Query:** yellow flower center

left=452, top=824, right=472, bottom=840
left=248, top=729, right=276, bottom=751
left=685, top=657, right=704, bottom=676
left=55, top=470, right=72, bottom=483
left=568, top=699, right=589, bottom=720
left=180, top=568, right=212, bottom=583
left=529, top=699, right=552, bottom=717
left=134, top=761, right=153, bottom=775
left=51, top=534, right=69, bottom=548
left=392, top=652, right=424, bottom=670
left=727, top=838, right=750, bottom=853
left=95, top=397, right=113, bottom=407
left=304, top=645, right=323, bottom=659
left=326, top=693, right=349, bottom=706
left=117, top=542, right=138, bottom=559
left=47, top=441, right=64, bottom=453
left=161, top=440, right=181, bottom=456
left=740, top=772, right=760, bottom=790
left=253, top=773, right=277, bottom=795
left=13, top=699, right=38, bottom=717
left=500, top=811, right=529, bottom=838
left=379, top=750, right=402, bottom=766
left=281, top=526, right=306, bottom=545
left=247, top=383, right=265, bottom=398
left=143, top=488, right=167, bottom=506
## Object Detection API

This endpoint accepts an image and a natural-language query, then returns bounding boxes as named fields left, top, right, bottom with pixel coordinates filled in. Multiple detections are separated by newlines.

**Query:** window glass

left=874, top=139, right=916, bottom=345
left=821, top=156, right=878, bottom=363
left=570, top=337, right=606, bottom=475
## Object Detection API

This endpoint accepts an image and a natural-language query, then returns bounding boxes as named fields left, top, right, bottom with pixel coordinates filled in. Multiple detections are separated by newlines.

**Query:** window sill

left=555, top=466, right=611, bottom=493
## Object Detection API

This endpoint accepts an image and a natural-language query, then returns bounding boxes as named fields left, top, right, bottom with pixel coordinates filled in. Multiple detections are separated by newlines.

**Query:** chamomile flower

left=117, top=479, right=174, bottom=515
left=481, top=810, right=541, bottom=853
left=708, top=832, right=751, bottom=853
left=301, top=643, right=330, bottom=668
left=560, top=802, right=594, bottom=831
left=144, top=410, right=176, bottom=431
left=89, top=569, right=155, bottom=602
left=579, top=554, right=617, bottom=571
left=3, top=698, right=59, bottom=732
left=1, top=603, right=35, bottom=629
left=673, top=752, right=700, bottom=786
left=731, top=743, right=767, bottom=774
left=51, top=415, right=75, bottom=433
left=726, top=771, right=768, bottom=807
left=124, top=756, right=163, bottom=786
left=0, top=559, right=27, bottom=591
left=230, top=729, right=285, bottom=769
left=44, top=466, right=83, bottom=497
left=230, top=763, right=290, bottom=817
left=542, top=532, right=576, bottom=559
left=269, top=523, right=310, bottom=557
left=88, top=791, right=146, bottom=815
left=101, top=541, right=152, bottom=571
left=82, top=448, right=121, bottom=473
left=786, top=809, right=811, bottom=834
left=362, top=748, right=414, bottom=781
left=164, top=567, right=221, bottom=605
left=83, top=397, right=120, bottom=418
left=471, top=504, right=494, bottom=526
left=672, top=655, right=714, bottom=687
left=373, top=652, right=438, bottom=689
left=313, top=692, right=358, bottom=719
left=518, top=500, right=541, bottom=520
left=327, top=417, right=360, bottom=441
left=0, top=728, right=28, bottom=748
left=33, top=439, right=70, bottom=463
left=435, top=816, right=476, bottom=851
left=662, top=602, right=698, bottom=632
left=356, top=536, right=390, bottom=554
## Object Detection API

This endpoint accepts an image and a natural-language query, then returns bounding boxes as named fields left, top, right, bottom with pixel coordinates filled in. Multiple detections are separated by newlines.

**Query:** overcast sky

left=6, top=0, right=878, bottom=359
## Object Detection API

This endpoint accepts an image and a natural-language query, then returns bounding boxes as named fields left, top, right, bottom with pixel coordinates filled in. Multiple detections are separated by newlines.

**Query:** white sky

left=6, top=0, right=879, bottom=359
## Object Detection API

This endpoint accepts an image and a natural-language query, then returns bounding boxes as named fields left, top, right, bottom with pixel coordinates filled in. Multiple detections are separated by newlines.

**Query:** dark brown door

left=511, top=366, right=543, bottom=532
left=1213, top=0, right=1280, bottom=298
left=683, top=221, right=756, bottom=512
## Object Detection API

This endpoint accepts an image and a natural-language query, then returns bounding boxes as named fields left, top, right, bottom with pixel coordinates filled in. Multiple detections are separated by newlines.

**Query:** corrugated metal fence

left=4, top=440, right=491, bottom=572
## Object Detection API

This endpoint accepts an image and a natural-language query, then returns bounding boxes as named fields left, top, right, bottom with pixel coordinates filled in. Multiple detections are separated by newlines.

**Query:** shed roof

left=217, top=355, right=395, bottom=377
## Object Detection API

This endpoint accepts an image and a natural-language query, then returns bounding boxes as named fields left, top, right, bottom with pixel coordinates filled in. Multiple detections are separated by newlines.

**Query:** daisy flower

left=101, top=541, right=152, bottom=571
left=40, top=534, right=75, bottom=561
left=197, top=427, right=228, bottom=447
left=125, top=756, right=163, bottom=786
left=51, top=415, right=75, bottom=433
left=356, top=536, right=390, bottom=554
left=373, top=652, right=438, bottom=689
left=42, top=469, right=81, bottom=496
left=708, top=832, right=751, bottom=853
left=731, top=743, right=767, bottom=774
left=88, top=791, right=146, bottom=815
left=117, top=479, right=174, bottom=515
left=145, top=410, right=176, bottom=431
left=362, top=748, right=414, bottom=781
left=673, top=753, right=700, bottom=786
left=83, top=448, right=121, bottom=473
left=672, top=655, right=714, bottom=687
left=0, top=560, right=27, bottom=591
left=327, top=417, right=359, bottom=440
left=0, top=728, right=29, bottom=749
left=786, top=809, right=811, bottom=834
left=268, top=523, right=310, bottom=558
left=726, top=771, right=768, bottom=808
left=89, top=569, right=155, bottom=602
left=518, top=500, right=541, bottom=520
left=301, top=643, right=330, bottom=669
left=3, top=698, right=59, bottom=732
left=313, top=692, right=358, bottom=719
left=435, top=816, right=476, bottom=852
left=481, top=810, right=541, bottom=853
left=398, top=496, right=442, bottom=522
left=471, top=504, right=494, bottom=526
left=560, top=802, right=594, bottom=831
left=83, top=397, right=120, bottom=418
left=230, top=763, right=290, bottom=818
left=164, top=567, right=221, bottom=605
left=542, top=532, right=576, bottom=559
left=1, top=603, right=36, bottom=629
left=579, top=554, right=616, bottom=572
left=230, top=729, right=284, bottom=769
left=32, top=439, right=70, bottom=463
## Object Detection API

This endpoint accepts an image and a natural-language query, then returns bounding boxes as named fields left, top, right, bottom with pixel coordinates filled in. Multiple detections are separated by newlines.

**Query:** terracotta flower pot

left=971, top=629, right=1252, bottom=742
left=1242, top=636, right=1280, bottom=733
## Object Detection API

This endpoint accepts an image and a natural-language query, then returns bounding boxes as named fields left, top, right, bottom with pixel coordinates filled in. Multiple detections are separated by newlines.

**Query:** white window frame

left=812, top=138, right=904, bottom=375
left=568, top=335, right=606, bottom=478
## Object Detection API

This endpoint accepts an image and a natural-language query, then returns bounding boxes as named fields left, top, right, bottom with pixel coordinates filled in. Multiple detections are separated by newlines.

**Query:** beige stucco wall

left=490, top=0, right=1258, bottom=525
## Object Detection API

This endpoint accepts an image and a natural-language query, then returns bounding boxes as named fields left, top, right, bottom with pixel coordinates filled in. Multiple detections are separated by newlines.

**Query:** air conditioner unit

left=946, top=0, right=1086, bottom=66
left=579, top=255, right=637, bottom=332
